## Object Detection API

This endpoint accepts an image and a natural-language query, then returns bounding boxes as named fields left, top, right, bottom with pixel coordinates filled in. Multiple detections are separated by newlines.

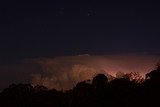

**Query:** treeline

left=1, top=65, right=160, bottom=107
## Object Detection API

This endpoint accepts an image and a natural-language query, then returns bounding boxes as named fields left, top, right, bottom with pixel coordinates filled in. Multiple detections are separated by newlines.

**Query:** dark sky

left=1, top=0, right=160, bottom=60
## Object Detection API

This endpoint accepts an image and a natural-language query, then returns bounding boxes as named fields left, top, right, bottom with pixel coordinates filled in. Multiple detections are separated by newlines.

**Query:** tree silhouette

left=141, top=64, right=160, bottom=107
left=1, top=66, right=160, bottom=107
left=34, top=85, right=48, bottom=93
left=92, top=74, right=108, bottom=89
left=123, top=72, right=144, bottom=83
left=146, top=64, right=160, bottom=81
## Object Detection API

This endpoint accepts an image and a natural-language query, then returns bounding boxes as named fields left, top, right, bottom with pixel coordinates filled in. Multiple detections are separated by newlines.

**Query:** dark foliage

left=1, top=66, right=160, bottom=107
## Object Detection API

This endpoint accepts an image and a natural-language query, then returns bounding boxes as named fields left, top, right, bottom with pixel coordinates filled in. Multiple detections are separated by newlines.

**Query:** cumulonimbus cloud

left=0, top=54, right=159, bottom=90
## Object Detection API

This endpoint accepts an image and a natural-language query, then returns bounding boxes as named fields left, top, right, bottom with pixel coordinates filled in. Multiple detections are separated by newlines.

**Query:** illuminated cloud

left=0, top=54, right=159, bottom=90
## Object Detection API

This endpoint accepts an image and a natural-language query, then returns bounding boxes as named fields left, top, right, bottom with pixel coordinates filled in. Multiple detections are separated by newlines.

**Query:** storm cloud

left=0, top=54, right=159, bottom=90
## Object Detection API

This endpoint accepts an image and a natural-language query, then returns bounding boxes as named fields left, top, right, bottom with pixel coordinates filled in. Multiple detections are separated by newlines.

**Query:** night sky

left=0, top=1, right=160, bottom=60
left=1, top=0, right=160, bottom=90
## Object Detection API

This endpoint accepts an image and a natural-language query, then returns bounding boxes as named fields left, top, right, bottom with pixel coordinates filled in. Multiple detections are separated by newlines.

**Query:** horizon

left=0, top=54, right=159, bottom=90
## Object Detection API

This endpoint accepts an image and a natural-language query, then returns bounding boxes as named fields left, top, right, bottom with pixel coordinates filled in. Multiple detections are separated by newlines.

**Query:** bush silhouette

left=1, top=68, right=160, bottom=107
left=92, top=74, right=108, bottom=89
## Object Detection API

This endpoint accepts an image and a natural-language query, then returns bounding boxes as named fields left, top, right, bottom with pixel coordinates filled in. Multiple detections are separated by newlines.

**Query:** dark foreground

left=1, top=66, right=160, bottom=107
